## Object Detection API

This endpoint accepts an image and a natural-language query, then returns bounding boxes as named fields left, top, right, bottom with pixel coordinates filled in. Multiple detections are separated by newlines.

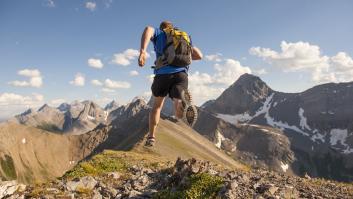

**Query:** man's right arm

left=138, top=26, right=155, bottom=67
left=191, top=46, right=203, bottom=60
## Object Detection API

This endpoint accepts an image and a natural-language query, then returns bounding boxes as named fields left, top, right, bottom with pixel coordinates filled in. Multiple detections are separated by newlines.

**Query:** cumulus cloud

left=205, top=53, right=222, bottom=62
left=85, top=2, right=96, bottom=11
left=189, top=58, right=252, bottom=105
left=129, top=70, right=139, bottom=76
left=102, top=88, right=115, bottom=93
left=70, top=73, right=85, bottom=86
left=213, top=59, right=252, bottom=85
left=250, top=41, right=329, bottom=72
left=112, top=49, right=150, bottom=66
left=0, top=93, right=44, bottom=120
left=91, top=79, right=103, bottom=86
left=91, top=78, right=130, bottom=92
left=88, top=58, right=103, bottom=69
left=8, top=69, right=43, bottom=88
left=104, top=79, right=130, bottom=89
left=250, top=41, right=353, bottom=83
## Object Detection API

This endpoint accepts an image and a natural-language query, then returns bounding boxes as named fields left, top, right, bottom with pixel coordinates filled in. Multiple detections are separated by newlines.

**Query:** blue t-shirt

left=151, top=27, right=189, bottom=75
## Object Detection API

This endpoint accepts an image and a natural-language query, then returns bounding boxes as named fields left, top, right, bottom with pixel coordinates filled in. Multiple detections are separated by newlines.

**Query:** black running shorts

left=151, top=71, right=188, bottom=99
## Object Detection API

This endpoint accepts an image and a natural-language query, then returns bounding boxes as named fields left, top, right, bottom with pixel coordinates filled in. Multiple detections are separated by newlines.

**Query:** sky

left=1, top=0, right=353, bottom=120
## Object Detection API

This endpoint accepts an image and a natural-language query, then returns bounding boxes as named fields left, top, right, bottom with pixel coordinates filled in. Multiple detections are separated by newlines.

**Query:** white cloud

left=250, top=41, right=329, bottom=72
left=91, top=79, right=103, bottom=86
left=0, top=93, right=44, bottom=119
left=8, top=69, right=43, bottom=88
left=329, top=52, right=353, bottom=82
left=91, top=78, right=130, bottom=91
left=250, top=41, right=353, bottom=83
left=85, top=2, right=96, bottom=11
left=205, top=53, right=222, bottom=62
left=129, top=70, right=139, bottom=76
left=44, top=0, right=55, bottom=7
left=104, top=79, right=130, bottom=89
left=112, top=49, right=150, bottom=66
left=102, top=88, right=115, bottom=93
left=70, top=73, right=85, bottom=86
left=189, top=58, right=251, bottom=105
left=213, top=59, right=252, bottom=85
left=88, top=58, right=103, bottom=69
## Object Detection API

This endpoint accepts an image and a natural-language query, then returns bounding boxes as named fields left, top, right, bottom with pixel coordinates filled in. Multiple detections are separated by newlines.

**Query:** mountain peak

left=233, top=73, right=265, bottom=87
left=204, top=73, right=272, bottom=115
left=38, top=104, right=51, bottom=112
left=104, top=100, right=119, bottom=111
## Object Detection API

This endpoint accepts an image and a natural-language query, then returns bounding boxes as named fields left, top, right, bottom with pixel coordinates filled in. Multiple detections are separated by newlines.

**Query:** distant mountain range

left=201, top=73, right=353, bottom=181
left=2, top=73, right=353, bottom=182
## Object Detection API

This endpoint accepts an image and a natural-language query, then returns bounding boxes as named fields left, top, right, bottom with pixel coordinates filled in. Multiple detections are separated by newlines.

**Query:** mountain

left=104, top=100, right=120, bottom=112
left=194, top=109, right=295, bottom=174
left=0, top=122, right=109, bottom=183
left=0, top=97, right=244, bottom=184
left=202, top=73, right=353, bottom=181
left=10, top=100, right=109, bottom=135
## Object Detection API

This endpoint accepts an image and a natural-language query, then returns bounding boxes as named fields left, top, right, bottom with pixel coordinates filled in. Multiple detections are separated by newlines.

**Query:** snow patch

left=280, top=161, right=289, bottom=172
left=273, top=102, right=278, bottom=107
left=261, top=95, right=309, bottom=137
left=21, top=138, right=26, bottom=144
left=215, top=130, right=225, bottom=149
left=217, top=112, right=252, bottom=124
left=298, top=108, right=312, bottom=131
left=330, top=129, right=353, bottom=154
left=311, top=133, right=325, bottom=143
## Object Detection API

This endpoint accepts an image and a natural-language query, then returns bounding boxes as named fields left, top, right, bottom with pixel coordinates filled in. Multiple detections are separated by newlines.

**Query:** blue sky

left=1, top=0, right=353, bottom=119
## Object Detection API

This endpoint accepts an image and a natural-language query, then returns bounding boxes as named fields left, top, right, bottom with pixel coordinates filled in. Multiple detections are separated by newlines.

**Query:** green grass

left=0, top=154, right=17, bottom=180
left=64, top=151, right=128, bottom=179
left=154, top=173, right=224, bottom=199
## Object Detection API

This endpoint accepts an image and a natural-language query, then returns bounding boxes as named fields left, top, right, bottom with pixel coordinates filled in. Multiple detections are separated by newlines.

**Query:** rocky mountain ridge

left=1, top=152, right=352, bottom=199
left=203, top=73, right=353, bottom=181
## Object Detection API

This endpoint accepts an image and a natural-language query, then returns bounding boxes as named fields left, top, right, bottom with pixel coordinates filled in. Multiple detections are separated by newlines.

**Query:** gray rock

left=0, top=181, right=26, bottom=199
left=66, top=176, right=97, bottom=191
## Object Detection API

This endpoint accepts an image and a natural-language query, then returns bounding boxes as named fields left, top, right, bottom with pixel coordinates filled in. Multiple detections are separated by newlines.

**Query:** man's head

left=159, top=21, right=173, bottom=30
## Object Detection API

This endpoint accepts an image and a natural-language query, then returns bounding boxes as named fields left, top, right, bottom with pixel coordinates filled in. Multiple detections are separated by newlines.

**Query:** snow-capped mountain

left=11, top=101, right=109, bottom=135
left=104, top=100, right=120, bottom=112
left=202, top=73, right=353, bottom=181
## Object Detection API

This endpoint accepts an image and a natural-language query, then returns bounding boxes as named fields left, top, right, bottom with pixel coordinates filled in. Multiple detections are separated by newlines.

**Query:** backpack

left=155, top=27, right=192, bottom=69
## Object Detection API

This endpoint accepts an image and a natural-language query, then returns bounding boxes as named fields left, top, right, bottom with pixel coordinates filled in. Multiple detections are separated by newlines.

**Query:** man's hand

left=138, top=51, right=146, bottom=67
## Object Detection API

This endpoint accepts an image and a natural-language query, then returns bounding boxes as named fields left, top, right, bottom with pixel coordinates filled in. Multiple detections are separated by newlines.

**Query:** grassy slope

left=0, top=122, right=74, bottom=183
left=124, top=118, right=246, bottom=170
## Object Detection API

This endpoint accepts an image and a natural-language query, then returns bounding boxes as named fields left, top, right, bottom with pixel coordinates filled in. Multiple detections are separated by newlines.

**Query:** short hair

left=159, top=21, right=173, bottom=30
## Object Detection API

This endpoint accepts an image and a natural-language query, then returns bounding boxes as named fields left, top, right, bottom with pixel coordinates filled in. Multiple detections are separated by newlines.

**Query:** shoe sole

left=182, top=105, right=198, bottom=127
left=180, top=89, right=198, bottom=127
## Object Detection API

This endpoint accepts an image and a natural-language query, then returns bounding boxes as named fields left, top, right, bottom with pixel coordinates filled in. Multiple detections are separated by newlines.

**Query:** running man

left=138, top=21, right=203, bottom=147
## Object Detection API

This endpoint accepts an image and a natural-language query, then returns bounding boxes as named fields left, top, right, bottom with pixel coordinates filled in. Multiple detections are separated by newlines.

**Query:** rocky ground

left=1, top=150, right=352, bottom=199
